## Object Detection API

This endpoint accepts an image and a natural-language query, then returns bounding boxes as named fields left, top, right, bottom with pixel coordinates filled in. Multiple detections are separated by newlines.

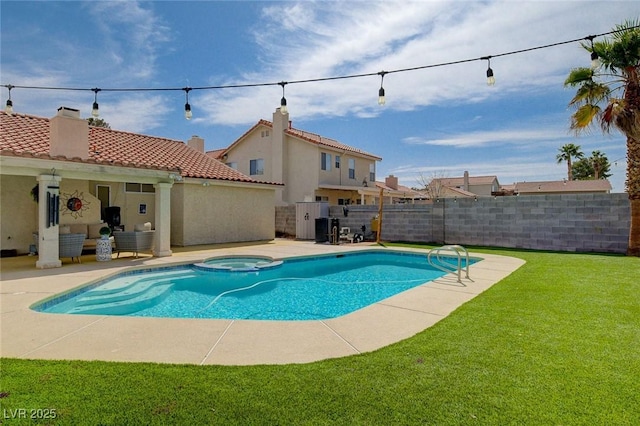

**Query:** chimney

left=385, top=175, right=398, bottom=190
left=49, top=107, right=89, bottom=160
left=187, top=135, right=205, bottom=153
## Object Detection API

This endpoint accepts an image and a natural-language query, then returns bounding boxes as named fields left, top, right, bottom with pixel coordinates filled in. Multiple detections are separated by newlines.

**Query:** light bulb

left=184, top=103, right=192, bottom=120
left=5, top=99, right=13, bottom=114
left=378, top=87, right=386, bottom=105
left=486, top=68, right=495, bottom=86
left=92, top=101, right=99, bottom=118
left=280, top=97, right=288, bottom=114
left=591, top=51, right=600, bottom=69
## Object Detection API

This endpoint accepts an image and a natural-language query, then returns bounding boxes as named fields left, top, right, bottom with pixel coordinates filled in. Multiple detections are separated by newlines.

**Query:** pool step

left=89, top=269, right=191, bottom=296
left=76, top=274, right=197, bottom=306
left=67, top=283, right=174, bottom=316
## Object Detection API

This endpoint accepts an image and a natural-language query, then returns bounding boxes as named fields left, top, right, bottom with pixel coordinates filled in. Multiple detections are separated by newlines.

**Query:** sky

left=1, top=1, right=637, bottom=192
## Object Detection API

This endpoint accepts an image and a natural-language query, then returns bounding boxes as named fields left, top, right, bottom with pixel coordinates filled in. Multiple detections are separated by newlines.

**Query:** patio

left=0, top=239, right=524, bottom=365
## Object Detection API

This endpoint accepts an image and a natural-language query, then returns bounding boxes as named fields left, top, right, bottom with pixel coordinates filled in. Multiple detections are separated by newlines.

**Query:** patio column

left=36, top=174, right=62, bottom=269
left=153, top=182, right=172, bottom=257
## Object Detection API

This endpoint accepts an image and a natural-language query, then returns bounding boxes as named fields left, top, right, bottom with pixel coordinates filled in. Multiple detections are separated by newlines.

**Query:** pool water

left=35, top=250, right=477, bottom=321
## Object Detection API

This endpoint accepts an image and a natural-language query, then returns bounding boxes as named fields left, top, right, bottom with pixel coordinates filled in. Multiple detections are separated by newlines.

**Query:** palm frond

left=568, top=82, right=610, bottom=107
left=564, top=68, right=594, bottom=87
left=570, top=104, right=600, bottom=132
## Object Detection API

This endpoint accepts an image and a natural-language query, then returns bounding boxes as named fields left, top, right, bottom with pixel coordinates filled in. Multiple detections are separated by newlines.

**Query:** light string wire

left=2, top=26, right=638, bottom=103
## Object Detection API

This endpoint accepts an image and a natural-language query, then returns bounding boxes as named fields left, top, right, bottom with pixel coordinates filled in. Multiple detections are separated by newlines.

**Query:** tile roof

left=285, top=127, right=382, bottom=160
left=375, top=181, right=425, bottom=197
left=436, top=175, right=498, bottom=187
left=224, top=119, right=382, bottom=160
left=0, top=112, right=279, bottom=185
left=514, top=179, right=612, bottom=193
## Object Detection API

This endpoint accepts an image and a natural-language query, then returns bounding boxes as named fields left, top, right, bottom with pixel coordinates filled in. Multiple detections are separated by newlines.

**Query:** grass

left=1, top=246, right=639, bottom=425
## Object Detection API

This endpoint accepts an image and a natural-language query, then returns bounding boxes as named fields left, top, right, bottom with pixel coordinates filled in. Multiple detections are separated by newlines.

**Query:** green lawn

left=2, top=246, right=639, bottom=425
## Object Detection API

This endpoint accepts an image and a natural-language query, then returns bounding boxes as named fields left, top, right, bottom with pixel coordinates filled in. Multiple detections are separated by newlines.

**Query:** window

left=348, top=159, right=356, bottom=179
left=369, top=163, right=376, bottom=182
left=321, top=152, right=332, bottom=171
left=261, top=130, right=270, bottom=137
left=125, top=183, right=155, bottom=193
left=250, top=158, right=264, bottom=175
left=226, top=162, right=238, bottom=169
left=315, top=196, right=329, bottom=202
left=335, top=155, right=341, bottom=169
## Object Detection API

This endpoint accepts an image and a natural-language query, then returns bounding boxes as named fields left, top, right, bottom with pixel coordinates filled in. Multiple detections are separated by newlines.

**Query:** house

left=512, top=179, right=612, bottom=195
left=432, top=171, right=501, bottom=198
left=209, top=108, right=382, bottom=206
left=0, top=107, right=281, bottom=268
left=375, top=175, right=429, bottom=204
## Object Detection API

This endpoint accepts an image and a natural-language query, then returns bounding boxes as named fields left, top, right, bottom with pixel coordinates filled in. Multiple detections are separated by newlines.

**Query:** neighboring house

left=209, top=108, right=383, bottom=206
left=375, top=175, right=429, bottom=204
left=432, top=171, right=501, bottom=197
left=0, top=107, right=280, bottom=268
left=513, top=179, right=612, bottom=195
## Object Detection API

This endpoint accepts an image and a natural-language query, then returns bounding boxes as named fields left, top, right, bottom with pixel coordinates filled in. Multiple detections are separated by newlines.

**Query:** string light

left=377, top=71, right=386, bottom=105
left=483, top=56, right=495, bottom=86
left=1, top=26, right=636, bottom=119
left=91, top=88, right=100, bottom=118
left=183, top=87, right=192, bottom=120
left=4, top=84, right=13, bottom=114
left=279, top=81, right=288, bottom=114
left=586, top=35, right=600, bottom=69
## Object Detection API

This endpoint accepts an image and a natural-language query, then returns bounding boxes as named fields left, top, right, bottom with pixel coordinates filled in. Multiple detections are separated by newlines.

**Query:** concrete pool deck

left=1, top=240, right=525, bottom=365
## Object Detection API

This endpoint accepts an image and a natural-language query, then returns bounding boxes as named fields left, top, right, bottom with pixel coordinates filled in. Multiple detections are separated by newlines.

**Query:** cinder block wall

left=314, top=193, right=630, bottom=254
left=275, top=205, right=296, bottom=236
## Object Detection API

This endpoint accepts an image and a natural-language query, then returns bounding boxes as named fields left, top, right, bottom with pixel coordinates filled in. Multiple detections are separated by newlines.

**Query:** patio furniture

left=113, top=231, right=155, bottom=258
left=59, top=233, right=86, bottom=263
left=95, top=238, right=113, bottom=261
left=339, top=227, right=354, bottom=243
left=60, top=223, right=114, bottom=250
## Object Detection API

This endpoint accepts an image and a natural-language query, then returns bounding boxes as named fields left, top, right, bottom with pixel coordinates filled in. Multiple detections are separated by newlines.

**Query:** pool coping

left=0, top=240, right=525, bottom=365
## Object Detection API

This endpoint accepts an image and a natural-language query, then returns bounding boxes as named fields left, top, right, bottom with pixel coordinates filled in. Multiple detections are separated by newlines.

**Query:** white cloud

left=101, top=94, right=172, bottom=134
left=201, top=1, right=634, bottom=126
left=402, top=128, right=568, bottom=148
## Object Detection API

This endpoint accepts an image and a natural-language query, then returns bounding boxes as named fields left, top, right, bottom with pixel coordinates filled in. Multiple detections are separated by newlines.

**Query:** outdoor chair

left=113, top=230, right=155, bottom=258
left=339, top=227, right=354, bottom=243
left=59, top=233, right=86, bottom=263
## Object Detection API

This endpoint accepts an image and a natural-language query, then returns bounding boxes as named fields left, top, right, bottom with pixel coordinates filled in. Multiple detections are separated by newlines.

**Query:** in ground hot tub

left=193, top=256, right=283, bottom=272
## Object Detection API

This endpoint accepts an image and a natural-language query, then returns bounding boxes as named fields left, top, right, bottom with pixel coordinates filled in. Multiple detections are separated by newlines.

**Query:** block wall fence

left=275, top=193, right=631, bottom=254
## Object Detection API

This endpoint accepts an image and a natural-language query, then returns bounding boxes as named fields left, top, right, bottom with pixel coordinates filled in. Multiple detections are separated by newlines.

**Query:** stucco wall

left=227, top=128, right=273, bottom=181
left=320, top=193, right=630, bottom=254
left=0, top=175, right=38, bottom=254
left=285, top=138, right=319, bottom=203
left=0, top=176, right=107, bottom=254
left=87, top=181, right=156, bottom=230
left=172, top=183, right=275, bottom=246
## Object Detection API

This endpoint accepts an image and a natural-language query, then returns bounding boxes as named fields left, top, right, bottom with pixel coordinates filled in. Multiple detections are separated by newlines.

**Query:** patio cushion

left=88, top=223, right=104, bottom=239
left=134, top=222, right=152, bottom=232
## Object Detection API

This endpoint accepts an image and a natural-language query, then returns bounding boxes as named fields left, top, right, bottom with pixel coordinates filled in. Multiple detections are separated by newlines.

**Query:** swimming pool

left=34, top=250, right=477, bottom=321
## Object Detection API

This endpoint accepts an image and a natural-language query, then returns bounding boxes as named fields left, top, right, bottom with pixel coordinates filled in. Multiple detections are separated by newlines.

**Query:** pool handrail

left=427, top=245, right=470, bottom=283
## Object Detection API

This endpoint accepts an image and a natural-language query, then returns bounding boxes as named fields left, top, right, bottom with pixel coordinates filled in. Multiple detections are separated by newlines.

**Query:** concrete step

left=68, top=283, right=174, bottom=316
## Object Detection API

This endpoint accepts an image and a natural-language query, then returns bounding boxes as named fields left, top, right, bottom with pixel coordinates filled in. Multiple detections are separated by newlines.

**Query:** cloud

left=87, top=1, right=173, bottom=81
left=100, top=94, right=172, bottom=134
left=200, top=1, right=633, bottom=126
left=402, top=128, right=568, bottom=148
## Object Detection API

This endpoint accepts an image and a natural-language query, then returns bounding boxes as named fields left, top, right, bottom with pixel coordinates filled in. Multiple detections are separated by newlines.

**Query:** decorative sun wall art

left=60, top=190, right=91, bottom=219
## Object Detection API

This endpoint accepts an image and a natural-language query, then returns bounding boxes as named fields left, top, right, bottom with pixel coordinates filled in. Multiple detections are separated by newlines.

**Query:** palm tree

left=564, top=20, right=640, bottom=256
left=556, top=143, right=584, bottom=181
left=572, top=150, right=612, bottom=180
left=590, top=150, right=609, bottom=179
